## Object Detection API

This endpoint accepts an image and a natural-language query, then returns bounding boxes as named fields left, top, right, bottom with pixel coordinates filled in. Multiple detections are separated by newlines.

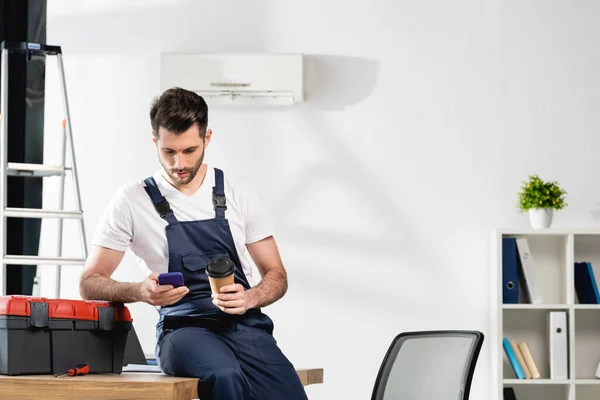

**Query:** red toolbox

left=0, top=295, right=132, bottom=375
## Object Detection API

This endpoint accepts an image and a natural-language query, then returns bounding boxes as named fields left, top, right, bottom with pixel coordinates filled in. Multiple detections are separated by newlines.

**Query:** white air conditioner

left=160, top=53, right=304, bottom=106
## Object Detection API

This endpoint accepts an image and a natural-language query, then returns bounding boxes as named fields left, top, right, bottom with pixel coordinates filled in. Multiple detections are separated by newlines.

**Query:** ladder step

left=4, top=208, right=83, bottom=219
left=3, top=255, right=86, bottom=265
left=6, top=162, right=71, bottom=177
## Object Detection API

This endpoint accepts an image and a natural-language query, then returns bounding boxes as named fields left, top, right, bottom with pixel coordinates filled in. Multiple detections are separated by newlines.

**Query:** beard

left=161, top=150, right=205, bottom=186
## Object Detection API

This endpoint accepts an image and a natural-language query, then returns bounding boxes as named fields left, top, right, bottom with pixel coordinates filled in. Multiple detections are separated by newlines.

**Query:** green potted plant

left=517, top=175, right=567, bottom=229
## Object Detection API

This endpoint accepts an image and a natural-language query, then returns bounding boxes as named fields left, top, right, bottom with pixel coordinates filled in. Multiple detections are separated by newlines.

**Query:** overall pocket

left=252, top=327, right=292, bottom=366
left=181, top=251, right=230, bottom=272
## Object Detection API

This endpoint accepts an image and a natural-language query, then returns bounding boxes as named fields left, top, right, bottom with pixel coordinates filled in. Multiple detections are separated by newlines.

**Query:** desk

left=0, top=369, right=323, bottom=399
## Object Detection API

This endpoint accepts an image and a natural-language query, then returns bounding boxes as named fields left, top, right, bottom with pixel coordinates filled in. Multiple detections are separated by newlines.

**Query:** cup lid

left=206, top=257, right=235, bottom=278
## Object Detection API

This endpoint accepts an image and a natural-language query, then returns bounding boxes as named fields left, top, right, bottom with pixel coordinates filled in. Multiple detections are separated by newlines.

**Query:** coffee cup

left=206, top=258, right=235, bottom=295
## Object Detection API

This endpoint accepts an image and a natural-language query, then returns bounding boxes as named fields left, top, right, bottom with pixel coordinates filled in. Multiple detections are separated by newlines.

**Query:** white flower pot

left=528, top=208, right=554, bottom=229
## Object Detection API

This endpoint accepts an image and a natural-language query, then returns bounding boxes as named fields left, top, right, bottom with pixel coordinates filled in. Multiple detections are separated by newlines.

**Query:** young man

left=79, top=87, right=307, bottom=400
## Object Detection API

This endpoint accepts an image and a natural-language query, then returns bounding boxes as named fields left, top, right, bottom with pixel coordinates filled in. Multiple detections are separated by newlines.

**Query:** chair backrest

left=371, top=330, right=484, bottom=400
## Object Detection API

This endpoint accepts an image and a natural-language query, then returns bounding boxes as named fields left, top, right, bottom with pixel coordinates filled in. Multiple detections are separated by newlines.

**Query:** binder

left=510, top=339, right=531, bottom=379
left=586, top=262, right=600, bottom=303
left=503, top=337, right=525, bottom=379
left=515, top=238, right=543, bottom=304
left=518, top=342, right=541, bottom=379
left=502, top=238, right=519, bottom=304
left=574, top=262, right=600, bottom=304
left=549, top=311, right=568, bottom=379
left=503, top=387, right=517, bottom=400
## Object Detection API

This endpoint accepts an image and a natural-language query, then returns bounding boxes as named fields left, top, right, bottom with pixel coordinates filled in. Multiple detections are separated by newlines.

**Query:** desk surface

left=0, top=369, right=323, bottom=400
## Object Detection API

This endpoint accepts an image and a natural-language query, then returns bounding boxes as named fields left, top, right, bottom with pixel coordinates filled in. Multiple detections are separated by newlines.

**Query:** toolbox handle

left=28, top=301, right=49, bottom=328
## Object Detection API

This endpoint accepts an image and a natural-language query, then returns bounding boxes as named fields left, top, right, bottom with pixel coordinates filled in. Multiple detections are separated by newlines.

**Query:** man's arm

left=80, top=245, right=189, bottom=305
left=79, top=245, right=142, bottom=303
left=212, top=236, right=287, bottom=314
left=246, top=235, right=288, bottom=308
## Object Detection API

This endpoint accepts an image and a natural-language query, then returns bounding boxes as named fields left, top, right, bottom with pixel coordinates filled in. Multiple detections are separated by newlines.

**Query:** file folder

left=549, top=311, right=568, bottom=379
left=574, top=262, right=600, bottom=304
left=516, top=238, right=543, bottom=304
left=503, top=337, right=525, bottom=379
left=503, top=387, right=517, bottom=400
left=502, top=238, right=519, bottom=304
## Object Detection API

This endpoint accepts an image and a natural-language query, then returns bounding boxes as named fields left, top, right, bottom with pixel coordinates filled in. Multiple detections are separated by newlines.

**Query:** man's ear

left=152, top=132, right=157, bottom=146
left=204, top=129, right=213, bottom=148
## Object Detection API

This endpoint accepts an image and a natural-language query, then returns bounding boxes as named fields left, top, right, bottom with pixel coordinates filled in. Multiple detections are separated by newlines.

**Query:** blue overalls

left=143, top=168, right=308, bottom=400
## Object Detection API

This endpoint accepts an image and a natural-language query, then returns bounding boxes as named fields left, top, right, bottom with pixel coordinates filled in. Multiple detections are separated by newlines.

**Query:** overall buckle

left=212, top=193, right=227, bottom=210
left=155, top=200, right=172, bottom=218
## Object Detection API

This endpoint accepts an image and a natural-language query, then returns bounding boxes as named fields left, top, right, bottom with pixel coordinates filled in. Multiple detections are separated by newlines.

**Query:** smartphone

left=157, top=272, right=185, bottom=288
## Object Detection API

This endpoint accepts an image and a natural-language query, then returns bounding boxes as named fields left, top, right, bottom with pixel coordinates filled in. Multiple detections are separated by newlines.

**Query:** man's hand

left=212, top=284, right=254, bottom=315
left=140, top=272, right=189, bottom=306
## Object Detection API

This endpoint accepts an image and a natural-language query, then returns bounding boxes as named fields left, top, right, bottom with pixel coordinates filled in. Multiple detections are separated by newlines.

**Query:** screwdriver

left=54, top=364, right=90, bottom=378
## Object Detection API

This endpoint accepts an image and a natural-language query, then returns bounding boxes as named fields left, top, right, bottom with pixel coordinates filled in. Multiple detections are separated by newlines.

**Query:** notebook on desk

left=122, top=326, right=162, bottom=373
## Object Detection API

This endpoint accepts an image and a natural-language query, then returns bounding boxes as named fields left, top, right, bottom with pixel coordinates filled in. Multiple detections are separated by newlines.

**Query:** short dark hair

left=150, top=87, right=208, bottom=138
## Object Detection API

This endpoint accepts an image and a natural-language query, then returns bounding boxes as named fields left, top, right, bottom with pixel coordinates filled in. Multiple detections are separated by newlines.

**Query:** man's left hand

left=212, top=284, right=252, bottom=315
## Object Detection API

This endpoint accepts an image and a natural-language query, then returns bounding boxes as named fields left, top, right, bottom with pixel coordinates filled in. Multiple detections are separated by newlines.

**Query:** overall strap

left=143, top=177, right=178, bottom=225
left=212, top=168, right=227, bottom=219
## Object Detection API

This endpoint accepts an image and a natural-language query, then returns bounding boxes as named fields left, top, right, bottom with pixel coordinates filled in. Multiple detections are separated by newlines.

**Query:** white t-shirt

left=91, top=166, right=275, bottom=286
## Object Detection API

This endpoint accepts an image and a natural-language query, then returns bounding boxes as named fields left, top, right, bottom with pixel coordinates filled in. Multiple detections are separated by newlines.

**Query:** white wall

left=38, top=0, right=600, bottom=399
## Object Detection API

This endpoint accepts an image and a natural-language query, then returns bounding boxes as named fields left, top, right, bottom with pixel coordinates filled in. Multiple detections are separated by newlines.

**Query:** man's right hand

left=139, top=272, right=189, bottom=306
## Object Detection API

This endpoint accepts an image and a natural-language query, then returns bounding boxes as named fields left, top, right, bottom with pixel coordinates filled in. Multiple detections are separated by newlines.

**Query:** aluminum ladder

left=0, top=41, right=87, bottom=297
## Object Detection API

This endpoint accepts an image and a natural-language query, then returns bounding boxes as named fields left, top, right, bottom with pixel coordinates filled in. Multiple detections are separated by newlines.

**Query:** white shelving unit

left=491, top=228, right=600, bottom=400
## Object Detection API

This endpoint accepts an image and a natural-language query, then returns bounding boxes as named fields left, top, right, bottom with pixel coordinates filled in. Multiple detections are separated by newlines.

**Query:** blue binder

left=587, top=262, right=600, bottom=303
left=502, top=238, right=519, bottom=304
left=503, top=338, right=525, bottom=379
left=575, top=262, right=600, bottom=304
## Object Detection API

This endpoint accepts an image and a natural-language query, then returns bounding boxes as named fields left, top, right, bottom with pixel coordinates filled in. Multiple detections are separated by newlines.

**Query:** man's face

left=152, top=124, right=211, bottom=186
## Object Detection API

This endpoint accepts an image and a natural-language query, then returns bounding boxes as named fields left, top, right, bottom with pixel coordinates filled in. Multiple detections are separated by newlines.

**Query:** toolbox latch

left=29, top=301, right=49, bottom=328
left=97, top=306, right=115, bottom=331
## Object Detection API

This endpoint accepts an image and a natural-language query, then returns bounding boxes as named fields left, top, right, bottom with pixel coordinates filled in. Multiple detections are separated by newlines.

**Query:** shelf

left=497, top=228, right=600, bottom=236
left=493, top=230, right=600, bottom=399
left=503, top=308, right=566, bottom=380
left=504, top=234, right=569, bottom=304
left=574, top=234, right=600, bottom=308
left=504, top=384, right=571, bottom=400
left=574, top=305, right=600, bottom=310
left=503, top=379, right=570, bottom=385
left=574, top=309, right=600, bottom=379
left=504, top=379, right=600, bottom=385
left=503, top=304, right=600, bottom=310
left=577, top=385, right=600, bottom=400
left=490, top=228, right=600, bottom=400
left=503, top=304, right=570, bottom=310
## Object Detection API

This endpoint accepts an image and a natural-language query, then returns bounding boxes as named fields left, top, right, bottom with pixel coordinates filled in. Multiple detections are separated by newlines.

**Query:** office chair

left=371, top=330, right=484, bottom=400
